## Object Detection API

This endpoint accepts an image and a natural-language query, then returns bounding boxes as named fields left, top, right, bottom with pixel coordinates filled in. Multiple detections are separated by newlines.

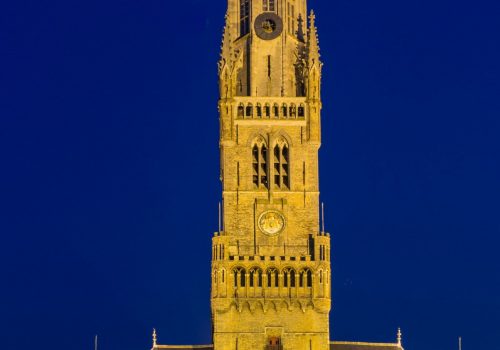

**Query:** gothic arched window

left=234, top=267, right=246, bottom=287
left=283, top=268, right=296, bottom=288
left=300, top=269, right=312, bottom=288
left=252, top=138, right=268, bottom=189
left=273, top=137, right=290, bottom=189
left=250, top=268, right=263, bottom=287
left=307, top=269, right=313, bottom=287
left=267, top=268, right=278, bottom=287
left=240, top=0, right=250, bottom=36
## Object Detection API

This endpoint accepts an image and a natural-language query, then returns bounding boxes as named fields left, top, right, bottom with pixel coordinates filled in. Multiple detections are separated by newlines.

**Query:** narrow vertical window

left=240, top=0, right=250, bottom=36
left=290, top=270, right=296, bottom=287
left=274, top=145, right=281, bottom=188
left=241, top=269, right=246, bottom=287
left=252, top=145, right=259, bottom=187
left=261, top=146, right=268, bottom=188
left=267, top=55, right=272, bottom=78
left=282, top=104, right=288, bottom=117
left=298, top=104, right=305, bottom=117
left=282, top=145, right=289, bottom=188
left=273, top=138, right=290, bottom=190
left=252, top=139, right=268, bottom=189
left=246, top=103, right=253, bottom=117
left=249, top=270, right=255, bottom=287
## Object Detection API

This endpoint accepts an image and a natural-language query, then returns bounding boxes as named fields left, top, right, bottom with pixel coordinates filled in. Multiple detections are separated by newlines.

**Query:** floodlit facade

left=151, top=1, right=404, bottom=350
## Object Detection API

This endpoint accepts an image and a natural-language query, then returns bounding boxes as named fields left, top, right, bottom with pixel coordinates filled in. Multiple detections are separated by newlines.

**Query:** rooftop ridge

left=331, top=341, right=402, bottom=349
left=155, top=346, right=213, bottom=349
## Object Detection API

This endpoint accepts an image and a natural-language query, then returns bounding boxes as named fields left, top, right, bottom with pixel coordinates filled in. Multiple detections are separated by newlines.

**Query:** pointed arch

left=251, top=136, right=269, bottom=189
left=273, top=135, right=290, bottom=190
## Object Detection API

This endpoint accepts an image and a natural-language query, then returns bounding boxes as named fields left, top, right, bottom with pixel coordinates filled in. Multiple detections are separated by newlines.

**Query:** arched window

left=234, top=267, right=246, bottom=287
left=265, top=103, right=271, bottom=117
left=282, top=104, right=288, bottom=117
left=222, top=269, right=225, bottom=283
left=290, top=104, right=297, bottom=117
left=307, top=269, right=313, bottom=287
left=298, top=104, right=305, bottom=117
left=252, top=138, right=268, bottom=189
left=273, top=104, right=279, bottom=118
left=267, top=268, right=278, bottom=287
left=301, top=269, right=313, bottom=288
left=238, top=103, right=244, bottom=117
left=246, top=103, right=253, bottom=117
left=240, top=0, right=250, bottom=36
left=290, top=269, right=296, bottom=287
left=283, top=268, right=296, bottom=288
left=250, top=268, right=263, bottom=287
left=319, top=270, right=323, bottom=284
left=256, top=103, right=262, bottom=118
left=273, top=137, right=290, bottom=189
left=263, top=0, right=275, bottom=12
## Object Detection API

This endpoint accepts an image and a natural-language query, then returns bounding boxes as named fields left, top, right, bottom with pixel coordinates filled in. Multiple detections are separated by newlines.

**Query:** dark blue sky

left=1, top=0, right=499, bottom=349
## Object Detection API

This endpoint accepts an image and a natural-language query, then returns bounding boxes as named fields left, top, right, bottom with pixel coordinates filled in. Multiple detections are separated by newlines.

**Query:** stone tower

left=212, top=0, right=330, bottom=350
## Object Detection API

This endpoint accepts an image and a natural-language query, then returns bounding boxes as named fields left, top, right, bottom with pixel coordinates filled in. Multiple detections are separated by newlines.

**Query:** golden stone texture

left=212, top=1, right=330, bottom=349
left=151, top=2, right=405, bottom=350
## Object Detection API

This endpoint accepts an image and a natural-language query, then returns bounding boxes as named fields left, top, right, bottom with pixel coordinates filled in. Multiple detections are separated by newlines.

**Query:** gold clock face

left=258, top=210, right=286, bottom=236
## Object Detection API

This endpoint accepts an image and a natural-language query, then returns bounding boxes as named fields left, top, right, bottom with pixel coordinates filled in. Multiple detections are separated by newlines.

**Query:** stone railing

left=233, top=97, right=307, bottom=120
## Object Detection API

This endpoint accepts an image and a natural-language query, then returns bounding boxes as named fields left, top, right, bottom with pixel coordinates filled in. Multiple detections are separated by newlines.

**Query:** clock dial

left=254, top=13, right=283, bottom=40
left=258, top=210, right=286, bottom=236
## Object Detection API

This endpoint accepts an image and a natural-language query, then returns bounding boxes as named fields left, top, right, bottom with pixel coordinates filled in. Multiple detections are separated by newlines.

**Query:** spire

left=307, top=10, right=321, bottom=67
left=297, top=14, right=305, bottom=42
left=219, top=11, right=233, bottom=73
left=152, top=328, right=157, bottom=348
left=397, top=328, right=403, bottom=347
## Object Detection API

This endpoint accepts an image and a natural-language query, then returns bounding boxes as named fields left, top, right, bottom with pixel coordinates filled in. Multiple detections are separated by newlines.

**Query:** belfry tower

left=149, top=2, right=406, bottom=350
left=212, top=0, right=330, bottom=349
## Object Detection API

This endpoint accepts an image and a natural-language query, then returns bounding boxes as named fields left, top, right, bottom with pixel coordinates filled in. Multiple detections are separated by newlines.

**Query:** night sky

left=1, top=1, right=499, bottom=349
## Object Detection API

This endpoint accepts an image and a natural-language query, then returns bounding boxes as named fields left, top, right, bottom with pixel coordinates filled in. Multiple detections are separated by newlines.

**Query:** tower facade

left=212, top=1, right=330, bottom=350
